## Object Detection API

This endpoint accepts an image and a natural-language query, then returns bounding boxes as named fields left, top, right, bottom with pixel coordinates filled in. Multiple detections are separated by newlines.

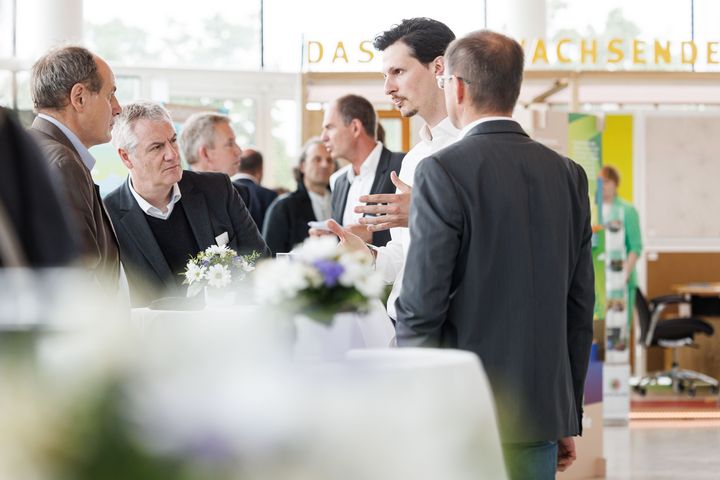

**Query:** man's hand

left=345, top=223, right=373, bottom=243
left=557, top=437, right=577, bottom=472
left=325, top=219, right=374, bottom=260
left=355, top=171, right=412, bottom=231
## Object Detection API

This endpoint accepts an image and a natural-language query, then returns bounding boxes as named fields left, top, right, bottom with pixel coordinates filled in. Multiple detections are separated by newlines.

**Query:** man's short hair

left=373, top=18, right=456, bottom=64
left=111, top=101, right=173, bottom=152
left=179, top=112, right=231, bottom=165
left=444, top=30, right=524, bottom=114
left=600, top=165, right=621, bottom=186
left=240, top=148, right=263, bottom=173
left=30, top=46, right=103, bottom=111
left=335, top=94, right=377, bottom=139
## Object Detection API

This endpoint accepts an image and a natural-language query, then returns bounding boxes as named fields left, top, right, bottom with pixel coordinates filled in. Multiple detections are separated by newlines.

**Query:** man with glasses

left=396, top=30, right=594, bottom=479
left=323, top=17, right=460, bottom=322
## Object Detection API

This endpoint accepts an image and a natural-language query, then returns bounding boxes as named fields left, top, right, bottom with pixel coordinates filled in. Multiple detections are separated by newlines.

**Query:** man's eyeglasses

left=436, top=74, right=472, bottom=90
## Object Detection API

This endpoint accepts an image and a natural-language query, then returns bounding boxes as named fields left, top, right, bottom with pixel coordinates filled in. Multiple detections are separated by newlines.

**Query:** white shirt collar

left=346, top=142, right=382, bottom=184
left=128, top=176, right=182, bottom=220
left=419, top=117, right=460, bottom=144
left=232, top=172, right=258, bottom=184
left=459, top=116, right=517, bottom=139
left=38, top=113, right=96, bottom=171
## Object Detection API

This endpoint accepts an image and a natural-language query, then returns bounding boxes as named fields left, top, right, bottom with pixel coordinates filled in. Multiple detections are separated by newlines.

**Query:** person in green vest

left=600, top=165, right=643, bottom=325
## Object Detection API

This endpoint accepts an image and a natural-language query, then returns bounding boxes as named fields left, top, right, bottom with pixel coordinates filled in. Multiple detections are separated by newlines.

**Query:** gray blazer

left=105, top=171, right=270, bottom=306
left=396, top=120, right=594, bottom=444
left=331, top=146, right=404, bottom=247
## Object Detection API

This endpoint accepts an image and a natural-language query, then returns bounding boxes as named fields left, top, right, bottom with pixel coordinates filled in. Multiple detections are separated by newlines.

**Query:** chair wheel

left=633, top=386, right=647, bottom=396
left=710, top=385, right=719, bottom=395
left=688, top=387, right=697, bottom=398
left=677, top=382, right=686, bottom=392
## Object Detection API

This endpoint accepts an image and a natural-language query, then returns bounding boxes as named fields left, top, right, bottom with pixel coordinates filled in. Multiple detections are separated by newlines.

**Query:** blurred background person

left=179, top=112, right=253, bottom=211
left=263, top=138, right=333, bottom=255
left=233, top=148, right=278, bottom=231
left=322, top=94, right=404, bottom=247
left=0, top=107, right=78, bottom=267
left=600, top=165, right=643, bottom=323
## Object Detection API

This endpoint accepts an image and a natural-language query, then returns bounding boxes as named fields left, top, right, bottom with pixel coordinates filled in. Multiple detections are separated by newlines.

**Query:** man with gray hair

left=28, top=46, right=121, bottom=292
left=179, top=112, right=252, bottom=210
left=104, top=101, right=269, bottom=306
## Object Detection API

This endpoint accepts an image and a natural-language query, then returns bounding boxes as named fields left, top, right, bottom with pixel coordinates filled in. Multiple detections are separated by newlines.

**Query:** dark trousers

left=503, top=441, right=558, bottom=480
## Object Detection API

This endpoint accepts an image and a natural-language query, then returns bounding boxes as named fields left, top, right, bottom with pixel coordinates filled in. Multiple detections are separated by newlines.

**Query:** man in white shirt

left=322, top=94, right=404, bottom=247
left=323, top=18, right=459, bottom=320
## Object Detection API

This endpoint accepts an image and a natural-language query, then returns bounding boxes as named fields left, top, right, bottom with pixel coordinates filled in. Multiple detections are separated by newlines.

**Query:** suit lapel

left=331, top=173, right=350, bottom=224
left=179, top=177, right=215, bottom=249
left=119, top=203, right=175, bottom=289
left=368, top=147, right=391, bottom=195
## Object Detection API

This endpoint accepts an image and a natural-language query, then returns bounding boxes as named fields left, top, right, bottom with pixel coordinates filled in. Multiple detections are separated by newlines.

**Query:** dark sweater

left=145, top=201, right=199, bottom=287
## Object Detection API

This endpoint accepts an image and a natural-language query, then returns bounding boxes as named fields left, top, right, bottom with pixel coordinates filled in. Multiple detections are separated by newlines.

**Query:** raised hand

left=355, top=171, right=412, bottom=231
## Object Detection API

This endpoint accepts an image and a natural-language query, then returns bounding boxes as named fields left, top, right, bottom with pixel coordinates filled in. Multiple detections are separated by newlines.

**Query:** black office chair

left=634, top=288, right=719, bottom=397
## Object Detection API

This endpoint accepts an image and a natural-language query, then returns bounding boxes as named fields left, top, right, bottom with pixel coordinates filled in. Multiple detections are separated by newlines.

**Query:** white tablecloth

left=131, top=301, right=396, bottom=360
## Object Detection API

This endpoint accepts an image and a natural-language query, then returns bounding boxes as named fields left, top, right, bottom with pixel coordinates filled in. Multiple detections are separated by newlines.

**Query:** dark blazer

left=396, top=120, right=594, bottom=444
left=331, top=146, right=404, bottom=247
left=262, top=184, right=318, bottom=255
left=233, top=177, right=278, bottom=231
left=28, top=116, right=120, bottom=290
left=0, top=108, right=78, bottom=267
left=231, top=182, right=252, bottom=211
left=105, top=171, right=270, bottom=306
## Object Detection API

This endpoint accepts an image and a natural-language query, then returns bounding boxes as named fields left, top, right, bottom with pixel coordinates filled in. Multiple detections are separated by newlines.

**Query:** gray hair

left=178, top=112, right=231, bottom=165
left=111, top=101, right=173, bottom=152
left=31, top=46, right=103, bottom=111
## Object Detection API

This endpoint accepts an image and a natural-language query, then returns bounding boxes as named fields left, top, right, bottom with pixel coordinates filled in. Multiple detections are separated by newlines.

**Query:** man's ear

left=198, top=145, right=210, bottom=163
left=118, top=148, right=133, bottom=169
left=69, top=83, right=86, bottom=112
left=350, top=119, right=363, bottom=138
left=455, top=77, right=466, bottom=105
left=433, top=55, right=445, bottom=75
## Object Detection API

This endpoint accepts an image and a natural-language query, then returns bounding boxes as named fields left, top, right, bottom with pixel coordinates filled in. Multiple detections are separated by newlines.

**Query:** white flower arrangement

left=254, top=236, right=386, bottom=324
left=183, top=245, right=260, bottom=297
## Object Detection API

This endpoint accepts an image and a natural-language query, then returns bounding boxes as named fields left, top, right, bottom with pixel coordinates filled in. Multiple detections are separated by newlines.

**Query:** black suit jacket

left=396, top=120, right=594, bottom=444
left=231, top=182, right=252, bottom=211
left=262, top=185, right=319, bottom=255
left=233, top=177, right=278, bottom=231
left=331, top=146, right=404, bottom=247
left=105, top=171, right=270, bottom=306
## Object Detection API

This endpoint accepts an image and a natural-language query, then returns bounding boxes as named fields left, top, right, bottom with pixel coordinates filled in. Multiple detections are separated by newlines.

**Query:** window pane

left=84, top=0, right=261, bottom=69
left=0, top=0, right=13, bottom=57
left=269, top=99, right=298, bottom=190
left=546, top=0, right=692, bottom=71
left=0, top=71, right=11, bottom=108
left=169, top=96, right=257, bottom=148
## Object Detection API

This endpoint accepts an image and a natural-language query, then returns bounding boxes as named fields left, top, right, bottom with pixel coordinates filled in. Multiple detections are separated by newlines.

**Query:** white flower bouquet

left=183, top=245, right=261, bottom=297
left=253, top=237, right=386, bottom=324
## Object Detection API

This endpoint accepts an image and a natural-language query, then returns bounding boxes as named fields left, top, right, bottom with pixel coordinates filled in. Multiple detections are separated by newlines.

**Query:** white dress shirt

left=37, top=113, right=96, bottom=171
left=375, top=117, right=460, bottom=319
left=342, top=142, right=383, bottom=226
left=128, top=177, right=182, bottom=220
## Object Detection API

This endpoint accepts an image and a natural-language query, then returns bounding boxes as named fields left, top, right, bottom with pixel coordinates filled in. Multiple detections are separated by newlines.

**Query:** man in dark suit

left=263, top=138, right=334, bottom=255
left=178, top=112, right=252, bottom=211
left=322, top=94, right=404, bottom=247
left=396, top=31, right=594, bottom=479
left=233, top=148, right=278, bottom=231
left=0, top=107, right=78, bottom=267
left=104, top=101, right=269, bottom=306
left=27, top=46, right=121, bottom=291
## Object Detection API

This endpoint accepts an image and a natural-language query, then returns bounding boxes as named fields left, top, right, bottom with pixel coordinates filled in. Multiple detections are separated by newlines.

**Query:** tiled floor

left=603, top=421, right=720, bottom=479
